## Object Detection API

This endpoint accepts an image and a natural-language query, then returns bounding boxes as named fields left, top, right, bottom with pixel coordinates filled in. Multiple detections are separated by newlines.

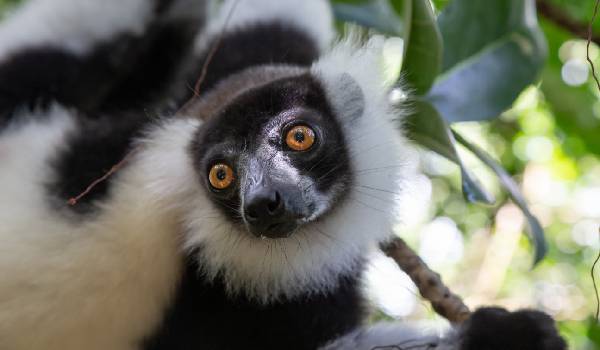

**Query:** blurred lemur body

left=0, top=0, right=566, bottom=350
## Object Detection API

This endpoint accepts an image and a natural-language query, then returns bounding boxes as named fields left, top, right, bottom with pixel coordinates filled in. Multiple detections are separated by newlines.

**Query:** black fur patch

left=460, top=307, right=567, bottom=350
left=99, top=19, right=203, bottom=113
left=0, top=20, right=201, bottom=127
left=47, top=113, right=147, bottom=213
left=143, top=256, right=365, bottom=350
left=183, top=22, right=320, bottom=101
left=190, top=73, right=352, bottom=226
left=0, top=47, right=89, bottom=125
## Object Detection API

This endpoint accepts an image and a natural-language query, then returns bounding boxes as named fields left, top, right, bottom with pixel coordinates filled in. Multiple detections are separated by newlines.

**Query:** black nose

left=245, top=188, right=284, bottom=220
left=243, top=187, right=295, bottom=238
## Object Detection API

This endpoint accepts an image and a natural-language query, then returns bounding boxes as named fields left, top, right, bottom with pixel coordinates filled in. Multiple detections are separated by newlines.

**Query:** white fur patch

left=195, top=0, right=334, bottom=53
left=176, top=36, right=416, bottom=303
left=0, top=0, right=155, bottom=62
left=320, top=322, right=459, bottom=350
left=0, top=109, right=191, bottom=350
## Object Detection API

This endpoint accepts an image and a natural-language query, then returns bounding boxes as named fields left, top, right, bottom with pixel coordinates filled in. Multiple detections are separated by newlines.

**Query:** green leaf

left=428, top=0, right=547, bottom=122
left=400, top=0, right=443, bottom=94
left=332, top=0, right=404, bottom=36
left=405, top=100, right=496, bottom=204
left=587, top=317, right=600, bottom=347
left=539, top=20, right=600, bottom=156
left=452, top=131, right=548, bottom=264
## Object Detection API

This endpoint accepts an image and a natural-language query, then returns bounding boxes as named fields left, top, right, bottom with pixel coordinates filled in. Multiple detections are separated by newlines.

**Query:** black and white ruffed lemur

left=0, top=0, right=567, bottom=349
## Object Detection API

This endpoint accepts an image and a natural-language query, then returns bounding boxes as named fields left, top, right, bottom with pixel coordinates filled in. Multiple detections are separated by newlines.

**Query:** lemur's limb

left=0, top=0, right=205, bottom=122
left=322, top=307, right=567, bottom=350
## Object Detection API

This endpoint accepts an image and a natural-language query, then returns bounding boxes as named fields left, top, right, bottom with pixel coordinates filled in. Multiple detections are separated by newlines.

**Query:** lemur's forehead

left=198, top=74, right=336, bottom=143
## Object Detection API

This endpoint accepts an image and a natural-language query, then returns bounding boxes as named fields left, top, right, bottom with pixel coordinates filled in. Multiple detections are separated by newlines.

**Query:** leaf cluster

left=332, top=0, right=551, bottom=263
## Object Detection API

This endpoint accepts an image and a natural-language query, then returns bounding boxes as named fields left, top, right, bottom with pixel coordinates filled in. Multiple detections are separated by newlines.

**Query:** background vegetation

left=331, top=1, right=600, bottom=349
left=1, top=0, right=599, bottom=348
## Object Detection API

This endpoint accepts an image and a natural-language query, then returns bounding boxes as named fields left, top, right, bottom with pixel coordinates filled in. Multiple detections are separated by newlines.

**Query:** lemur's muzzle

left=243, top=180, right=305, bottom=239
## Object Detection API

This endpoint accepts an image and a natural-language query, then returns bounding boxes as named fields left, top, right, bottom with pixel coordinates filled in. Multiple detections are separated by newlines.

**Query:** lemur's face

left=179, top=41, right=407, bottom=300
left=191, top=75, right=351, bottom=239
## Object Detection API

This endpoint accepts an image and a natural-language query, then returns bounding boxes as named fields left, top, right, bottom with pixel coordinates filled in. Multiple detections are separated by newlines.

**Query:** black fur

left=47, top=113, right=147, bottom=213
left=190, top=73, right=352, bottom=226
left=460, top=307, right=567, bottom=350
left=0, top=47, right=92, bottom=124
left=0, top=8, right=202, bottom=126
left=0, top=28, right=194, bottom=117
left=99, top=19, right=203, bottom=113
left=143, top=255, right=366, bottom=350
left=183, top=22, right=320, bottom=101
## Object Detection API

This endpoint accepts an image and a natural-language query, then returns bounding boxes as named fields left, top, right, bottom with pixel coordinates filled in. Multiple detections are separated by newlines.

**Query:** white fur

left=0, top=0, right=155, bottom=62
left=0, top=109, right=197, bottom=350
left=321, top=322, right=461, bottom=350
left=195, top=0, right=334, bottom=53
left=177, top=36, right=415, bottom=302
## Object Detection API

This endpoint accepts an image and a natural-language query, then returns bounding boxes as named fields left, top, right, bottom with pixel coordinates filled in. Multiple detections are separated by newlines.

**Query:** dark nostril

left=267, top=191, right=282, bottom=214
left=245, top=208, right=258, bottom=221
left=244, top=189, right=285, bottom=223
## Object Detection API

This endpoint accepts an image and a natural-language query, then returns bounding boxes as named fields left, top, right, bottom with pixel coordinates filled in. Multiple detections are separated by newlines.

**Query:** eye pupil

left=294, top=131, right=305, bottom=143
left=216, top=169, right=226, bottom=180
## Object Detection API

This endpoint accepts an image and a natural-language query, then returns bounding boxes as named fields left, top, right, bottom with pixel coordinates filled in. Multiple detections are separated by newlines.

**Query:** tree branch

left=380, top=237, right=471, bottom=324
left=536, top=0, right=600, bottom=45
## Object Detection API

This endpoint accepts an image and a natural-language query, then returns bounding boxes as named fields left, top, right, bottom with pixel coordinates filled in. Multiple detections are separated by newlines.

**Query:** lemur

left=0, top=0, right=567, bottom=349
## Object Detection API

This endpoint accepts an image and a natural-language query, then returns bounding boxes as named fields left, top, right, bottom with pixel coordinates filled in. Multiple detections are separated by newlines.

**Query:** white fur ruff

left=178, top=37, right=414, bottom=303
left=0, top=0, right=154, bottom=62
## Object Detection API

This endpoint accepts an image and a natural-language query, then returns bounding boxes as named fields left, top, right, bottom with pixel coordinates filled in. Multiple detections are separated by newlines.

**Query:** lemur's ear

left=311, top=34, right=390, bottom=126
left=328, top=73, right=365, bottom=123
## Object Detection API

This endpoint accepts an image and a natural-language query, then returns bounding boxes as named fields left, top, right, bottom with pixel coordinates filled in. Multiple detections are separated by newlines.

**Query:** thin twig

left=178, top=0, right=241, bottom=115
left=592, top=227, right=600, bottom=321
left=587, top=0, right=600, bottom=323
left=587, top=0, right=600, bottom=93
left=380, top=237, right=471, bottom=324
left=536, top=0, right=600, bottom=45
left=68, top=1, right=240, bottom=205
left=67, top=148, right=139, bottom=205
left=193, top=0, right=240, bottom=97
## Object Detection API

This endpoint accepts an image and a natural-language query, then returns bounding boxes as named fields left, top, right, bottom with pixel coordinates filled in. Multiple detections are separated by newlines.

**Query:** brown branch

left=536, top=0, right=600, bottom=45
left=380, top=237, right=471, bottom=324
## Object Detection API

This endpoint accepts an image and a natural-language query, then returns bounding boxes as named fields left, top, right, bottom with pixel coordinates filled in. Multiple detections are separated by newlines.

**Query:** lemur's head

left=147, top=38, right=413, bottom=302
left=191, top=72, right=352, bottom=239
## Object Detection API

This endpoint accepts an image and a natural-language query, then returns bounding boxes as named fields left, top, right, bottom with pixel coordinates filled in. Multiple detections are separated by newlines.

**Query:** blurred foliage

left=1, top=0, right=600, bottom=348
left=333, top=0, right=549, bottom=261
left=329, top=0, right=600, bottom=348
left=0, top=0, right=17, bottom=16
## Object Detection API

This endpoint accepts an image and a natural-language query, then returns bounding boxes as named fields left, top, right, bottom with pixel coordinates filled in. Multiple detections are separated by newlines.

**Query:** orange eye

left=208, top=163, right=235, bottom=190
left=285, top=125, right=315, bottom=151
